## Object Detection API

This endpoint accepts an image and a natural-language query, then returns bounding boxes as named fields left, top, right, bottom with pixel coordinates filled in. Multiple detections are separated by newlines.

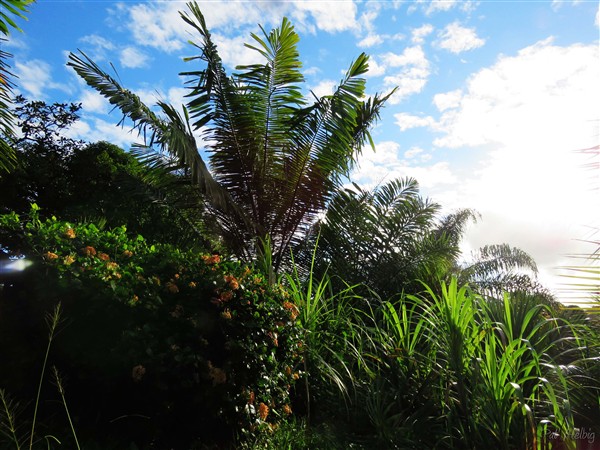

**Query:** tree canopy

left=68, top=1, right=394, bottom=271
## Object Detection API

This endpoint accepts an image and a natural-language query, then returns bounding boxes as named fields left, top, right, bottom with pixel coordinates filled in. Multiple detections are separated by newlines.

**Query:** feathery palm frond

left=68, top=2, right=391, bottom=269
left=0, top=0, right=35, bottom=172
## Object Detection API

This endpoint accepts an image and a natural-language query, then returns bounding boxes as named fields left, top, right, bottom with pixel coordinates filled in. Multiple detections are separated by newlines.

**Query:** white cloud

left=394, top=112, right=436, bottom=131
left=430, top=39, right=600, bottom=297
left=304, top=66, right=321, bottom=76
left=352, top=141, right=457, bottom=189
left=426, top=0, right=458, bottom=14
left=436, top=22, right=485, bottom=54
left=596, top=5, right=600, bottom=27
left=432, top=89, right=462, bottom=111
left=292, top=1, right=359, bottom=33
left=411, top=24, right=434, bottom=44
left=167, top=87, right=188, bottom=108
left=127, top=3, right=186, bottom=52
left=212, top=33, right=264, bottom=68
left=14, top=59, right=68, bottom=99
left=120, top=46, right=150, bottom=69
left=117, top=1, right=359, bottom=55
left=366, top=58, right=386, bottom=77
left=66, top=117, right=141, bottom=149
left=379, top=46, right=431, bottom=103
left=310, top=80, right=337, bottom=98
left=382, top=46, right=428, bottom=67
left=79, top=34, right=116, bottom=61
left=79, top=89, right=110, bottom=115
left=358, top=34, right=384, bottom=48
left=404, top=146, right=424, bottom=159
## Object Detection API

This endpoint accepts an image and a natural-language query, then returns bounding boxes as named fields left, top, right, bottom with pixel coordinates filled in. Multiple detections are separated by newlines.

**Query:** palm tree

left=67, top=1, right=392, bottom=271
left=457, top=243, right=544, bottom=299
left=301, top=176, right=477, bottom=299
left=0, top=0, right=34, bottom=173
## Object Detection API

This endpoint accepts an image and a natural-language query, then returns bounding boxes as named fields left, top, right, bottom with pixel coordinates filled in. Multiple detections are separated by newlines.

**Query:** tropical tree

left=456, top=243, right=546, bottom=299
left=67, top=1, right=392, bottom=271
left=0, top=0, right=34, bottom=173
left=300, top=177, right=477, bottom=299
left=0, top=97, right=213, bottom=249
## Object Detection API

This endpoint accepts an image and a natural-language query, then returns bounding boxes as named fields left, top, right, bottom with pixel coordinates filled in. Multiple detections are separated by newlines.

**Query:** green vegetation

left=0, top=2, right=598, bottom=449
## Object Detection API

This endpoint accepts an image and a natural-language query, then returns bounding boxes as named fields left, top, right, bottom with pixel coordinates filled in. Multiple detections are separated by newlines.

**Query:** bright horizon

left=5, top=0, right=599, bottom=304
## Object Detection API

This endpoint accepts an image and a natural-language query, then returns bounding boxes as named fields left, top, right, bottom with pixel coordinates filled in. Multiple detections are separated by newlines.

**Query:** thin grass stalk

left=28, top=303, right=62, bottom=450
left=52, top=367, right=80, bottom=450
left=0, top=389, right=21, bottom=449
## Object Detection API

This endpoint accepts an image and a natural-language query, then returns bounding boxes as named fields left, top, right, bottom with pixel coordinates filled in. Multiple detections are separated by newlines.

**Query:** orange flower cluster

left=106, top=261, right=118, bottom=271
left=122, top=250, right=133, bottom=258
left=81, top=246, right=96, bottom=257
left=202, top=254, right=221, bottom=265
left=224, top=274, right=239, bottom=290
left=64, top=228, right=76, bottom=239
left=282, top=404, right=292, bottom=415
left=221, top=309, right=232, bottom=320
left=219, top=290, right=233, bottom=302
left=188, top=281, right=197, bottom=289
left=267, top=331, right=279, bottom=347
left=170, top=304, right=184, bottom=318
left=166, top=281, right=179, bottom=294
left=283, top=301, right=299, bottom=321
left=98, top=252, right=110, bottom=261
left=258, top=402, right=269, bottom=421
left=45, top=251, right=59, bottom=261
left=208, top=361, right=227, bottom=386
left=132, top=364, right=146, bottom=382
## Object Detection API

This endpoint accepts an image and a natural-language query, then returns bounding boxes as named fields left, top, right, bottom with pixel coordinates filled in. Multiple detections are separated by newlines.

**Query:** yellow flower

left=122, top=250, right=133, bottom=258
left=45, top=251, right=59, bottom=261
left=293, top=372, right=300, bottom=380
left=221, top=309, right=232, bottom=320
left=64, top=228, right=76, bottom=239
left=63, top=255, right=75, bottom=265
left=106, top=261, right=118, bottom=270
left=188, top=281, right=197, bottom=289
left=258, top=402, right=269, bottom=421
left=131, top=295, right=139, bottom=304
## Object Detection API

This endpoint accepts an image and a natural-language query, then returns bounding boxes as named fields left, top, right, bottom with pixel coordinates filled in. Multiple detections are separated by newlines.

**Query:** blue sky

left=5, top=0, right=600, bottom=303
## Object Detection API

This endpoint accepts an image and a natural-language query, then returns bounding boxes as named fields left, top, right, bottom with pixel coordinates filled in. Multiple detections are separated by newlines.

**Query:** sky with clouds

left=5, top=0, right=599, bottom=303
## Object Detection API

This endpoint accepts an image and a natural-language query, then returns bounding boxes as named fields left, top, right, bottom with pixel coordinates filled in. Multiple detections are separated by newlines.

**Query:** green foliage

left=67, top=1, right=394, bottom=271
left=0, top=1, right=35, bottom=173
left=0, top=98, right=214, bottom=248
left=303, top=177, right=476, bottom=298
left=345, top=279, right=598, bottom=449
left=0, top=207, right=303, bottom=447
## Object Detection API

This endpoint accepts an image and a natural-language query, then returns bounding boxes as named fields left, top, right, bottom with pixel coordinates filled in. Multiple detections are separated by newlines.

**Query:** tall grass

left=0, top=303, right=80, bottom=450
left=341, top=278, right=593, bottom=449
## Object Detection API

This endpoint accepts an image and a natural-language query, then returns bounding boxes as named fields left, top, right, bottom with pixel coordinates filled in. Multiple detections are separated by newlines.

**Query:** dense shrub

left=0, top=206, right=303, bottom=448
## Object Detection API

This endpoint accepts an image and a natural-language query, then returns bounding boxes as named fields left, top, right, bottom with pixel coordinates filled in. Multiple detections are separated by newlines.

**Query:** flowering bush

left=0, top=206, right=303, bottom=446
